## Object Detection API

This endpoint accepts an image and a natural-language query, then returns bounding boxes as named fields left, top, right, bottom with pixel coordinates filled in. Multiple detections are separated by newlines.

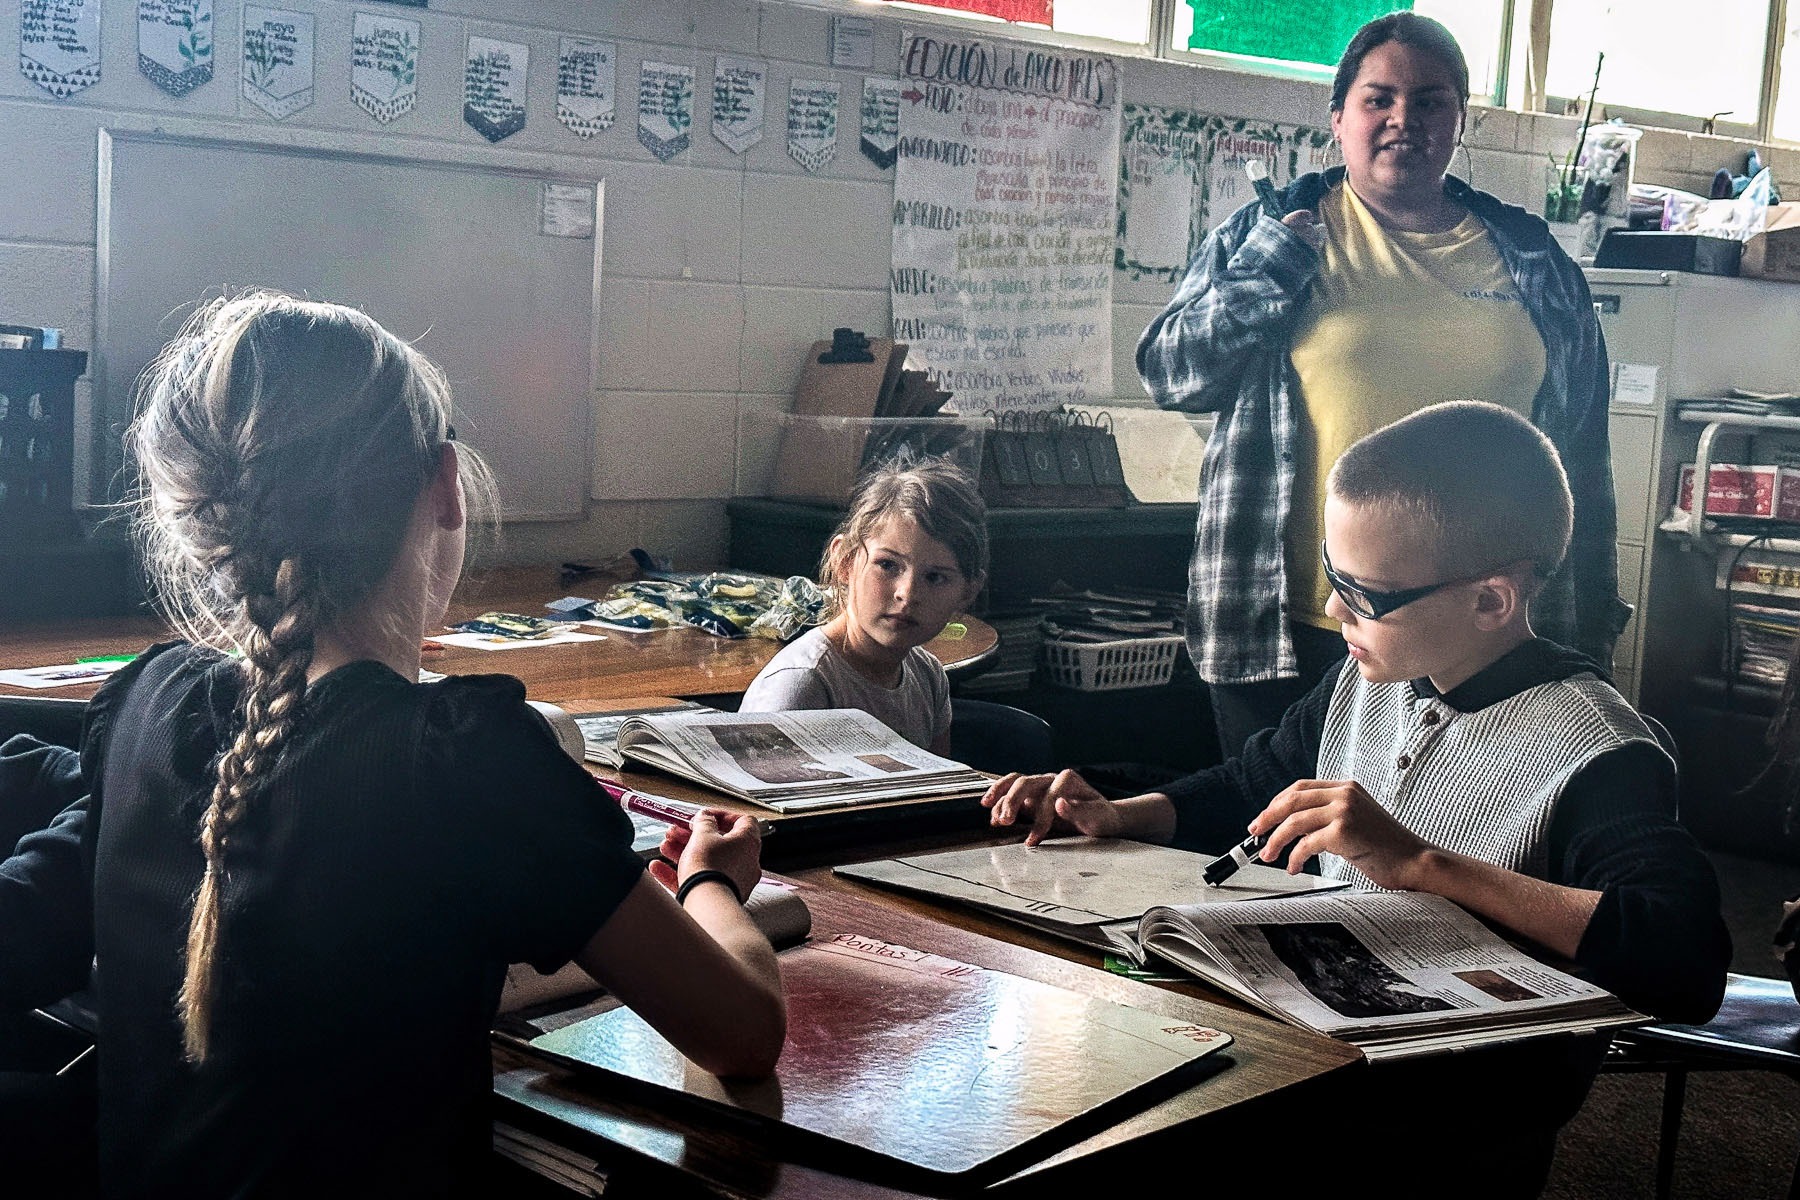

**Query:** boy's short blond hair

left=1327, top=401, right=1573, bottom=587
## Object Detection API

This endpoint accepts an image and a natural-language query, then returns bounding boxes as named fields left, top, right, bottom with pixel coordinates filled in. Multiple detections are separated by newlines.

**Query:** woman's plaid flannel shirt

left=1138, top=167, right=1630, bottom=685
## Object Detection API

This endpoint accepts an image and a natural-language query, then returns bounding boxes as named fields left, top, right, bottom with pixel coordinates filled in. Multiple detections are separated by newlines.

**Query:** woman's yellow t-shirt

left=1286, top=181, right=1547, bottom=631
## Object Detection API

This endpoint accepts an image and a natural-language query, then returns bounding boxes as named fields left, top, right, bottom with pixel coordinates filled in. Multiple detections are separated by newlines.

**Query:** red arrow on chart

left=901, top=87, right=925, bottom=104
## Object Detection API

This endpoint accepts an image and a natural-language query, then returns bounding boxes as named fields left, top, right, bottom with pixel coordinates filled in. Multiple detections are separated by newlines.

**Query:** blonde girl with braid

left=79, top=293, right=783, bottom=1197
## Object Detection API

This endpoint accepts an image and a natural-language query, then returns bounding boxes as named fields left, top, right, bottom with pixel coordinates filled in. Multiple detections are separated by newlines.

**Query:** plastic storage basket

left=1040, top=634, right=1185, bottom=692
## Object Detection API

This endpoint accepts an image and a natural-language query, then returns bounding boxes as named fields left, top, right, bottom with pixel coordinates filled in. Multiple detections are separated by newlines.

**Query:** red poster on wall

left=887, top=0, right=1055, bottom=27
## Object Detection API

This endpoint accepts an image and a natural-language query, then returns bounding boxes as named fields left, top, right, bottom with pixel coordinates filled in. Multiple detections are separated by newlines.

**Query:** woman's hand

left=1251, top=778, right=1432, bottom=890
left=982, top=770, right=1127, bottom=846
left=648, top=810, right=763, bottom=902
left=1281, top=209, right=1326, bottom=251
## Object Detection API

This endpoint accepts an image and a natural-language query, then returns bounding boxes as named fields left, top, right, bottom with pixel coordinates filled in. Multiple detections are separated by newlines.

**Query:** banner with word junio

left=892, top=33, right=1119, bottom=414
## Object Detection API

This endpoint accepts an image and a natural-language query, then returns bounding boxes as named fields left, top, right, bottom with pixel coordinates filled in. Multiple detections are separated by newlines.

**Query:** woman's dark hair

left=1329, top=12, right=1470, bottom=113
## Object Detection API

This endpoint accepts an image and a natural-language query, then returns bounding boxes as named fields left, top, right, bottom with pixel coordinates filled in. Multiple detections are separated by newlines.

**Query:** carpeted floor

left=1544, top=849, right=1800, bottom=1198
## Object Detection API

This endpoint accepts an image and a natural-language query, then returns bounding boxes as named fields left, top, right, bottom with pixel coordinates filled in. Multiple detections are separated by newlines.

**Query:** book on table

left=835, top=836, right=1348, bottom=956
left=1137, top=889, right=1642, bottom=1060
left=605, top=707, right=989, bottom=813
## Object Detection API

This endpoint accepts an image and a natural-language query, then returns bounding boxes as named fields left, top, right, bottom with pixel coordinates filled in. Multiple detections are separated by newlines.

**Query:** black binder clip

left=818, top=327, right=875, bottom=364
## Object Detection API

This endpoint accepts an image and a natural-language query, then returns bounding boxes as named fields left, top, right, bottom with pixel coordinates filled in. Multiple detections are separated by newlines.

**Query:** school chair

left=949, top=698, right=1054, bottom=775
left=1598, top=711, right=1800, bottom=1199
left=1603, top=974, right=1800, bottom=1200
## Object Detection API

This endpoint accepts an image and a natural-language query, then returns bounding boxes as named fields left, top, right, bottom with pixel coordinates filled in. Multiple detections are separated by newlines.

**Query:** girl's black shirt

left=81, top=642, right=644, bottom=1198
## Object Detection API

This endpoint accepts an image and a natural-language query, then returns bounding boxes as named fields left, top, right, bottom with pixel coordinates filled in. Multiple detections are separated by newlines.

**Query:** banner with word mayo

left=891, top=32, right=1119, bottom=414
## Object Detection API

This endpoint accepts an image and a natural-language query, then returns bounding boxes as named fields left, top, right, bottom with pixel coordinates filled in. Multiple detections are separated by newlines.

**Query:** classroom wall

left=3, top=0, right=1797, bottom=570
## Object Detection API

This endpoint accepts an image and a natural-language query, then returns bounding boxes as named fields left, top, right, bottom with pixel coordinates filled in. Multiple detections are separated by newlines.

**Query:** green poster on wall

left=1186, top=0, right=1410, bottom=67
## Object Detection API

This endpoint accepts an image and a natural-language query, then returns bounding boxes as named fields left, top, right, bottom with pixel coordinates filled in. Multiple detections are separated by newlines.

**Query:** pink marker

left=597, top=779, right=774, bottom=837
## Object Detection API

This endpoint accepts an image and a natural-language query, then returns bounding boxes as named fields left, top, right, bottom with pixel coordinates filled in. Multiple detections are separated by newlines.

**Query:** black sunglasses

left=1319, top=541, right=1521, bottom=621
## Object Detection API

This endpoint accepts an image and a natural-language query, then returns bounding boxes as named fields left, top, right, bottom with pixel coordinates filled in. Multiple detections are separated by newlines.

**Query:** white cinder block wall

left=2, top=0, right=1796, bottom=569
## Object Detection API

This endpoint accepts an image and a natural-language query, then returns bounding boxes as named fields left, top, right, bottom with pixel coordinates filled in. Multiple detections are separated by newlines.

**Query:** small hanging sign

left=464, top=34, right=527, bottom=142
left=351, top=10, right=418, bottom=125
left=710, top=55, right=766, bottom=154
left=556, top=36, right=614, bottom=138
left=20, top=0, right=103, bottom=99
left=637, top=60, right=693, bottom=162
left=241, top=6, right=313, bottom=119
left=787, top=78, right=839, bottom=174
left=138, top=0, right=211, bottom=96
left=859, top=77, right=899, bottom=170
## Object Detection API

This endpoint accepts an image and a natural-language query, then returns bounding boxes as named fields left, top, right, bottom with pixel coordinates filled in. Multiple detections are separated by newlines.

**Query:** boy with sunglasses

left=986, top=401, right=1726, bottom=1023
left=985, top=402, right=1726, bottom=1193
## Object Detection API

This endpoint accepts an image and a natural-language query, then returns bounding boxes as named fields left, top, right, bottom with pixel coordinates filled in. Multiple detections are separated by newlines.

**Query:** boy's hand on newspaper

left=1250, top=779, right=1432, bottom=890
left=649, top=810, right=763, bottom=902
left=982, top=770, right=1122, bottom=847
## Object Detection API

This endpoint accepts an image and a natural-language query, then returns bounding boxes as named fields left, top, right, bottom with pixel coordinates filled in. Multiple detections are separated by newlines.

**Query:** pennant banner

left=787, top=78, right=839, bottom=174
left=859, top=77, right=900, bottom=170
left=556, top=37, right=614, bottom=138
left=241, top=6, right=313, bottom=119
left=351, top=11, right=418, bottom=125
left=710, top=55, right=766, bottom=154
left=20, top=0, right=102, bottom=99
left=464, top=35, right=527, bottom=143
left=637, top=60, right=693, bottom=162
left=138, top=0, right=211, bottom=96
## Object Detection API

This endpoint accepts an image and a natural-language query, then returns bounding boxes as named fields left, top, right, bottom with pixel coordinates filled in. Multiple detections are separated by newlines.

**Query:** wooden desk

left=495, top=865, right=1360, bottom=1198
left=0, top=566, right=998, bottom=705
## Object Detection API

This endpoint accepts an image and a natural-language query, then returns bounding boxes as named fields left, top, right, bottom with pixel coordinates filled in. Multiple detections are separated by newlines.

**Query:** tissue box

left=1676, top=463, right=1800, bottom=520
left=1740, top=203, right=1800, bottom=283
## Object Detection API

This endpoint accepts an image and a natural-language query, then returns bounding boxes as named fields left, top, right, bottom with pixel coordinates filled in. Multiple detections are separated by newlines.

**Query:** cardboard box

left=1676, top=462, right=1800, bottom=520
left=1740, top=203, right=1800, bottom=283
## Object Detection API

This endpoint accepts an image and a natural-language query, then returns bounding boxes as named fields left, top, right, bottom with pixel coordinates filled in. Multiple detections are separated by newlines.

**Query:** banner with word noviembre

left=787, top=78, right=839, bottom=173
left=891, top=32, right=1120, bottom=414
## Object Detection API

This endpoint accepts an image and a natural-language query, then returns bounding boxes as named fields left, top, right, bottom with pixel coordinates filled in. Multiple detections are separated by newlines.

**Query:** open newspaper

left=837, top=837, right=1347, bottom=957
left=615, top=708, right=989, bottom=812
left=1137, top=890, right=1643, bottom=1060
left=572, top=701, right=710, bottom=767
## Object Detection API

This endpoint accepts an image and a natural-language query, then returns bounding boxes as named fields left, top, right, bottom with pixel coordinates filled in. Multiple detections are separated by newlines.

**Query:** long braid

left=130, top=291, right=497, bottom=1065
left=179, top=554, right=318, bottom=1061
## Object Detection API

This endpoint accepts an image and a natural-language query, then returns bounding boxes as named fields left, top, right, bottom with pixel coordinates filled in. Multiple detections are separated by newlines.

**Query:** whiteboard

left=97, top=130, right=601, bottom=520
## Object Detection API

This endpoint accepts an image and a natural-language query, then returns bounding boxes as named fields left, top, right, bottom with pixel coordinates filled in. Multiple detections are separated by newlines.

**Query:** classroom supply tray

left=1040, top=634, right=1184, bottom=692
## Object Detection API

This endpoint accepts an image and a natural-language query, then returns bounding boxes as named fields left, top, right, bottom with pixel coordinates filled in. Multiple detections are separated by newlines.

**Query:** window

left=1770, top=8, right=1800, bottom=142
left=1170, top=1, right=1509, bottom=103
left=1546, top=0, right=1771, bottom=133
left=877, top=0, right=1154, bottom=45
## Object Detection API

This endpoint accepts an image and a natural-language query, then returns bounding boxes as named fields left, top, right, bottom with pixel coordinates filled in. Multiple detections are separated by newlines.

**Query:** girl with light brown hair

left=81, top=292, right=783, bottom=1196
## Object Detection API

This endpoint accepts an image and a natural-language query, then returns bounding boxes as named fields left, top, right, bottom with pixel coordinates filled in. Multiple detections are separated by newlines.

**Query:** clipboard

left=523, top=931, right=1232, bottom=1189
left=769, top=331, right=908, bottom=505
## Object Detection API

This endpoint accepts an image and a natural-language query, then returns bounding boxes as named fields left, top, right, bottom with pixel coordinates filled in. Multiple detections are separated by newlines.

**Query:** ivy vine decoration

left=176, top=2, right=212, bottom=68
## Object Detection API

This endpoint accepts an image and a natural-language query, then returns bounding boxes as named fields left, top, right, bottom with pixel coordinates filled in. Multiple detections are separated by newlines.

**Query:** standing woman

left=1139, top=12, right=1629, bottom=756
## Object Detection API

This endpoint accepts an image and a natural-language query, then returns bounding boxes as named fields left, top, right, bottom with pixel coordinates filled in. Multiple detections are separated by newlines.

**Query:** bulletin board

left=96, top=130, right=602, bottom=520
